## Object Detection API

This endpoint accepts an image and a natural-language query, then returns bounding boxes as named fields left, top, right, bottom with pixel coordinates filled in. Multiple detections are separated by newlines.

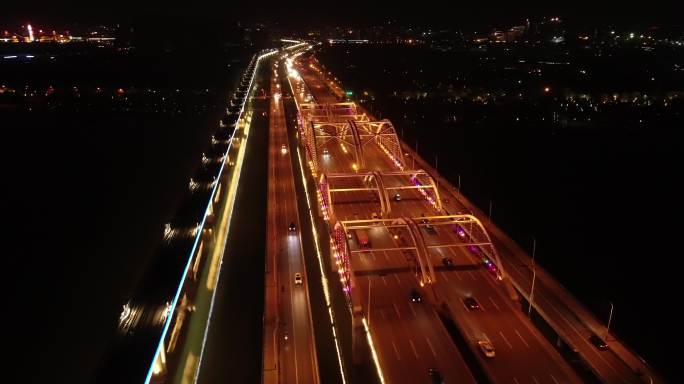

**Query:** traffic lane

left=496, top=240, right=638, bottom=379
left=392, top=271, right=476, bottom=384
left=280, top=135, right=318, bottom=381
left=433, top=245, right=581, bottom=383
left=272, top=73, right=318, bottom=384
left=282, top=129, right=318, bottom=384
left=358, top=269, right=476, bottom=384
left=273, top=96, right=298, bottom=384
left=503, top=259, right=636, bottom=383
left=297, top=68, right=339, bottom=104
left=352, top=236, right=474, bottom=382
left=362, top=272, right=427, bottom=384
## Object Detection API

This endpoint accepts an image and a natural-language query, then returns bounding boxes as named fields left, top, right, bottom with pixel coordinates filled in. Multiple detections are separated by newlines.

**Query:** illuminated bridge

left=282, top=47, right=662, bottom=384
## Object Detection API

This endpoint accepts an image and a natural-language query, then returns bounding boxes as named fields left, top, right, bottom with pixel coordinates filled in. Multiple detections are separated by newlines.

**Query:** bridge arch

left=321, top=172, right=388, bottom=223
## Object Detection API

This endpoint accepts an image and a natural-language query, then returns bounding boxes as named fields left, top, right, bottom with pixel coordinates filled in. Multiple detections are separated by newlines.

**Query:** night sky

left=2, top=1, right=682, bottom=30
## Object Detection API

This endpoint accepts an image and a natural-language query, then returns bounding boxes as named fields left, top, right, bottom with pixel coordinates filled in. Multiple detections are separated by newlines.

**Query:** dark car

left=589, top=334, right=608, bottom=350
left=410, top=289, right=422, bottom=303
left=288, top=222, right=296, bottom=232
left=463, top=297, right=481, bottom=310
left=428, top=368, right=444, bottom=383
left=442, top=257, right=454, bottom=268
left=452, top=224, right=467, bottom=239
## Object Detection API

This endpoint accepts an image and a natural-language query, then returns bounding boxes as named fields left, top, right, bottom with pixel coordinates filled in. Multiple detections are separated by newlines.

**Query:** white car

left=281, top=144, right=288, bottom=154
left=477, top=340, right=496, bottom=358
left=294, top=273, right=303, bottom=285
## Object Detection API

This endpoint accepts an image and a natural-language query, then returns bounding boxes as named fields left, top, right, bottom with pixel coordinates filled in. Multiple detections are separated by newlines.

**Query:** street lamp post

left=435, top=154, right=439, bottom=190
left=605, top=302, right=614, bottom=341
left=457, top=174, right=461, bottom=199
left=367, top=278, right=372, bottom=327
left=528, top=237, right=537, bottom=317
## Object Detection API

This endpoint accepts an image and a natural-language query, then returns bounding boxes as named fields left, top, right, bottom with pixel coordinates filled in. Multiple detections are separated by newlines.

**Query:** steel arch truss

left=320, top=172, right=387, bottom=223
left=305, top=121, right=361, bottom=172
left=331, top=214, right=508, bottom=299
left=300, top=102, right=367, bottom=124
left=319, top=170, right=443, bottom=222
left=334, top=217, right=437, bottom=290
left=351, top=119, right=406, bottom=169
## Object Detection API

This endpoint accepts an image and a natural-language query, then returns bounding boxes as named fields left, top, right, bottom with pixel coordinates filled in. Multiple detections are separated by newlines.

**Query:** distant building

left=490, top=30, right=506, bottom=43
left=506, top=26, right=526, bottom=42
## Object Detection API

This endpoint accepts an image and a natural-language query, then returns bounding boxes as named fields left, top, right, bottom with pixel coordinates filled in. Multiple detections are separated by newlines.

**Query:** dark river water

left=1, top=39, right=250, bottom=382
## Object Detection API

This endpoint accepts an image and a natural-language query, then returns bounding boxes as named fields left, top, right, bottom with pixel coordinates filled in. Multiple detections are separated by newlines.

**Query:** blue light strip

left=193, top=50, right=277, bottom=381
left=143, top=49, right=277, bottom=384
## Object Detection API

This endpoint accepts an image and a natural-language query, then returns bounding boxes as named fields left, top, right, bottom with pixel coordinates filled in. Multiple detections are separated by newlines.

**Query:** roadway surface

left=268, top=59, right=320, bottom=384
left=291, top=56, right=583, bottom=384
left=196, top=65, right=270, bottom=383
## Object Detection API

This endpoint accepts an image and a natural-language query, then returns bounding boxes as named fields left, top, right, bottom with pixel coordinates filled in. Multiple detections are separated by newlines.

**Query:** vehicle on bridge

left=463, top=297, right=481, bottom=310
left=478, top=339, right=496, bottom=358
left=483, top=258, right=503, bottom=281
left=452, top=224, right=468, bottom=240
left=294, top=273, right=303, bottom=285
left=410, top=289, right=422, bottom=303
left=589, top=333, right=608, bottom=350
left=356, top=228, right=370, bottom=248
left=288, top=222, right=296, bottom=232
left=428, top=368, right=444, bottom=384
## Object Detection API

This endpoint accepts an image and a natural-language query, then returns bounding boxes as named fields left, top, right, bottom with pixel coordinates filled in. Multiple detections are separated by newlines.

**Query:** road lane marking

left=488, top=296, right=501, bottom=311
left=409, top=303, right=417, bottom=317
left=499, top=331, right=513, bottom=349
left=514, top=329, right=530, bottom=348
left=392, top=340, right=401, bottom=360
left=532, top=376, right=540, bottom=384
left=426, top=337, right=437, bottom=357
left=408, top=339, right=419, bottom=359
left=393, top=303, right=401, bottom=319
left=382, top=276, right=388, bottom=286
left=550, top=374, right=560, bottom=384
left=512, top=378, right=520, bottom=384
left=381, top=308, right=386, bottom=320
left=441, top=271, right=450, bottom=282
left=394, top=274, right=401, bottom=285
